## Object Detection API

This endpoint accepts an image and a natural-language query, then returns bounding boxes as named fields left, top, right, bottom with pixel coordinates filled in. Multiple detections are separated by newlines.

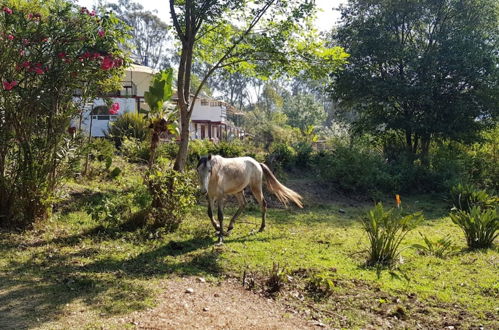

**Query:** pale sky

left=77, top=0, right=348, bottom=32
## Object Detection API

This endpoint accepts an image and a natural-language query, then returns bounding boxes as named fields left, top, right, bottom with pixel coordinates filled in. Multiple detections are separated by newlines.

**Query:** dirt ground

left=117, top=277, right=317, bottom=330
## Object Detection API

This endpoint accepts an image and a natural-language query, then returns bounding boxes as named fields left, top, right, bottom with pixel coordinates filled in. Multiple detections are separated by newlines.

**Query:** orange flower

left=395, top=194, right=401, bottom=208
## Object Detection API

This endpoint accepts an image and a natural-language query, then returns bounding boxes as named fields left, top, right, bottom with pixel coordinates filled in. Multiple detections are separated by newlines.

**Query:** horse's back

left=211, top=155, right=262, bottom=195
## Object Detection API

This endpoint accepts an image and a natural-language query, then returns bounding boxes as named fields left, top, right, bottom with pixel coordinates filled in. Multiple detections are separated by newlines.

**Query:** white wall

left=80, top=98, right=136, bottom=137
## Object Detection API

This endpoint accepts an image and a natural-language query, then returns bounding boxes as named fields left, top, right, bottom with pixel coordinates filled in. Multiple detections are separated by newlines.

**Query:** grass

left=0, top=160, right=497, bottom=329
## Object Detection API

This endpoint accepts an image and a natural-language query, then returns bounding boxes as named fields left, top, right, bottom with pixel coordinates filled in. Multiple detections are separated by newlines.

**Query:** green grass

left=0, top=163, right=497, bottom=329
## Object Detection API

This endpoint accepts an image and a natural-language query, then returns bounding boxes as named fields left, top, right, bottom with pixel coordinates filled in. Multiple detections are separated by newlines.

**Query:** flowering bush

left=0, top=0, right=130, bottom=227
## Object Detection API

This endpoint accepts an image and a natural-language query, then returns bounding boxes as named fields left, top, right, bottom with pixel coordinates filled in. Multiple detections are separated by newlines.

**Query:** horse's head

left=196, top=154, right=212, bottom=194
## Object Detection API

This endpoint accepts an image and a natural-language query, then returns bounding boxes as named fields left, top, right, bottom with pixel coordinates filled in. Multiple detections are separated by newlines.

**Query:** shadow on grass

left=0, top=229, right=221, bottom=329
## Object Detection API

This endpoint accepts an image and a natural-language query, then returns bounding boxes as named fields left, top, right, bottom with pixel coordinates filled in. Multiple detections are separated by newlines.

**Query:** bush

left=450, top=206, right=498, bottom=249
left=267, top=142, right=296, bottom=171
left=294, top=141, right=313, bottom=169
left=0, top=1, right=129, bottom=227
left=362, top=203, right=423, bottom=266
left=146, top=166, right=197, bottom=232
left=315, top=145, right=392, bottom=194
left=120, top=137, right=150, bottom=163
left=107, top=112, right=150, bottom=146
left=216, top=140, right=245, bottom=158
left=449, top=184, right=497, bottom=212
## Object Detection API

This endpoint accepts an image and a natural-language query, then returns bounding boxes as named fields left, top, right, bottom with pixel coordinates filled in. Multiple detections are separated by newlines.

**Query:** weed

left=412, top=232, right=457, bottom=258
left=265, top=262, right=287, bottom=296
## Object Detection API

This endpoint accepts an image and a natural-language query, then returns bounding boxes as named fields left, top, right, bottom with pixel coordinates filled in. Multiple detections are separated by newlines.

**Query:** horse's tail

left=260, top=163, right=303, bottom=208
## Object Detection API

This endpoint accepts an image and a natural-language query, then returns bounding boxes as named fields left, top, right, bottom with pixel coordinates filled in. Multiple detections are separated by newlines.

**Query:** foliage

left=305, top=270, right=336, bottom=299
left=120, top=137, right=149, bottom=163
left=107, top=112, right=150, bottom=145
left=362, top=203, right=423, bottom=266
left=293, top=141, right=313, bottom=169
left=450, top=206, right=498, bottom=250
left=282, top=93, right=327, bottom=132
left=412, top=233, right=457, bottom=258
left=331, top=0, right=499, bottom=162
left=449, top=184, right=497, bottom=213
left=267, top=143, right=296, bottom=171
left=145, top=165, right=197, bottom=232
left=265, top=262, right=287, bottom=296
left=106, top=0, right=170, bottom=69
left=0, top=0, right=130, bottom=226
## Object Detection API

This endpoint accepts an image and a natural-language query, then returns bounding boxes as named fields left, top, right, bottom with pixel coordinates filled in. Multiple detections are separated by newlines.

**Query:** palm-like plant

left=450, top=206, right=498, bottom=249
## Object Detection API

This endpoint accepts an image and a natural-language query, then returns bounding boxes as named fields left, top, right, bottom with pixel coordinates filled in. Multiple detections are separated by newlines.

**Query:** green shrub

left=362, top=203, right=423, bottom=266
left=107, top=112, right=150, bottom=145
left=294, top=141, right=313, bottom=169
left=450, top=206, right=498, bottom=249
left=305, top=271, right=336, bottom=299
left=216, top=140, right=245, bottom=158
left=449, top=184, right=497, bottom=212
left=120, top=137, right=150, bottom=163
left=146, top=166, right=197, bottom=232
left=412, top=233, right=457, bottom=258
left=315, top=145, right=392, bottom=194
left=267, top=142, right=296, bottom=171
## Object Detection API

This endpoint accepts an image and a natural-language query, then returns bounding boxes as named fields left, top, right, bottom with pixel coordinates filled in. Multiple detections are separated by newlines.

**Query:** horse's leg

left=250, top=183, right=267, bottom=232
left=227, top=192, right=246, bottom=234
left=216, top=198, right=225, bottom=244
left=207, top=196, right=220, bottom=232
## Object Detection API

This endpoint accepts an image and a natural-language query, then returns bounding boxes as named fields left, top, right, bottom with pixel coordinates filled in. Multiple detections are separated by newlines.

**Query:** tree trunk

left=174, top=111, right=191, bottom=171
left=420, top=135, right=431, bottom=167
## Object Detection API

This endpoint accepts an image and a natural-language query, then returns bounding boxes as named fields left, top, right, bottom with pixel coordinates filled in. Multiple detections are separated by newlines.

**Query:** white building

left=78, top=64, right=244, bottom=140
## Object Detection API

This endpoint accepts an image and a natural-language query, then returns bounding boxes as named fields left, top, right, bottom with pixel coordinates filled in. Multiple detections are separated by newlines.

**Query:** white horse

left=196, top=155, right=303, bottom=244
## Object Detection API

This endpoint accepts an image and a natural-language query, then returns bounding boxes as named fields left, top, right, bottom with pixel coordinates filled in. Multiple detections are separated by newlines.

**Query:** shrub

left=450, top=206, right=498, bottom=249
left=293, top=141, right=313, bottom=169
left=216, top=140, right=245, bottom=158
left=305, top=271, right=336, bottom=299
left=0, top=1, right=129, bottom=227
left=449, top=184, right=497, bottom=212
left=267, top=142, right=296, bottom=171
left=412, top=233, right=457, bottom=258
left=362, top=203, right=423, bottom=266
left=107, top=112, right=150, bottom=145
left=120, top=137, right=150, bottom=163
left=146, top=166, right=197, bottom=232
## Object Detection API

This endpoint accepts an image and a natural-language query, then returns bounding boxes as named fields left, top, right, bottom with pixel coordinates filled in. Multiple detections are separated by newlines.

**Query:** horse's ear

left=208, top=154, right=212, bottom=161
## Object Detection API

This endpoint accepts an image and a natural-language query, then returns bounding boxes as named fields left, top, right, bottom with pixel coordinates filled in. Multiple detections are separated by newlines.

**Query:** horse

left=196, top=154, right=303, bottom=244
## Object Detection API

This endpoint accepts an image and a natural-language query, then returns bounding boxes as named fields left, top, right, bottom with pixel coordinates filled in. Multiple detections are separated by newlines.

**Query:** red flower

left=100, top=56, right=114, bottom=70
left=109, top=102, right=120, bottom=115
left=98, top=30, right=105, bottom=37
left=32, top=67, right=44, bottom=75
left=19, top=50, right=25, bottom=56
left=57, top=52, right=67, bottom=59
left=22, top=39, right=30, bottom=45
left=7, top=34, right=14, bottom=40
left=89, top=10, right=96, bottom=17
left=2, top=81, right=18, bottom=90
left=3, top=7, right=13, bottom=14
left=22, top=61, right=31, bottom=68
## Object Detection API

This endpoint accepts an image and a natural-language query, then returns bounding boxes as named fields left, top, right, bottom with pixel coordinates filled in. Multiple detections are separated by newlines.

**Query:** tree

left=283, top=93, right=326, bottom=132
left=106, top=0, right=171, bottom=69
left=331, top=0, right=499, bottom=164
left=0, top=0, right=130, bottom=227
left=169, top=0, right=348, bottom=171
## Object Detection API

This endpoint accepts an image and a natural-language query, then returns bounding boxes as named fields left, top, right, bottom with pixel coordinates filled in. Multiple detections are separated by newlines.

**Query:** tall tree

left=106, top=0, right=171, bottom=69
left=283, top=93, right=327, bottom=132
left=331, top=0, right=499, bottom=163
left=169, top=0, right=348, bottom=171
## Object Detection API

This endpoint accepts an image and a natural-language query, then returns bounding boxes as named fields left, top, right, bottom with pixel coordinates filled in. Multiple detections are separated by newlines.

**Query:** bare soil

left=117, top=277, right=316, bottom=330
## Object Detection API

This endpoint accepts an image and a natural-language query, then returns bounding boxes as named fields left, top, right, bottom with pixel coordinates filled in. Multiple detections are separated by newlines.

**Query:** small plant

left=412, top=232, right=457, bottom=258
left=265, top=262, right=287, bottom=296
left=450, top=206, right=498, bottom=249
left=362, top=203, right=423, bottom=267
left=146, top=165, right=197, bottom=232
left=87, top=195, right=132, bottom=228
left=305, top=271, right=336, bottom=299
left=107, top=112, right=150, bottom=145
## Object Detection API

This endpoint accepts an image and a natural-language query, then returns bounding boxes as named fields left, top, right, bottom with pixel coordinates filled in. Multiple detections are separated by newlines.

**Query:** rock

left=214, top=293, right=220, bottom=297
left=185, top=288, right=194, bottom=294
left=197, top=277, right=206, bottom=283
left=203, top=307, right=209, bottom=312
left=339, top=209, right=346, bottom=214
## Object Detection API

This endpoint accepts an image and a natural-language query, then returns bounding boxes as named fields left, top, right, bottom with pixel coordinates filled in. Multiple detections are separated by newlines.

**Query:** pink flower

left=22, top=38, right=30, bottom=45
left=27, top=13, right=41, bottom=20
left=3, top=7, right=13, bottom=14
left=83, top=51, right=91, bottom=59
left=89, top=10, right=96, bottom=17
left=108, top=103, right=120, bottom=115
left=41, top=37, right=48, bottom=43
left=57, top=52, right=67, bottom=59
left=19, top=50, right=25, bottom=56
left=7, top=34, right=14, bottom=40
left=32, top=67, right=44, bottom=75
left=22, top=61, right=31, bottom=68
left=98, top=30, right=105, bottom=37
left=100, top=56, right=114, bottom=70
left=2, top=81, right=18, bottom=90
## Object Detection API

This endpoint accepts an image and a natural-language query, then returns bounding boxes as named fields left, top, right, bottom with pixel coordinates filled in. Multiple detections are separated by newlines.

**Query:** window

left=201, top=99, right=209, bottom=106
left=91, top=105, right=116, bottom=121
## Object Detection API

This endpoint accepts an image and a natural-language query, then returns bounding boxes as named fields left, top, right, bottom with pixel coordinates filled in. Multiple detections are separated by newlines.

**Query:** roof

left=126, top=64, right=156, bottom=74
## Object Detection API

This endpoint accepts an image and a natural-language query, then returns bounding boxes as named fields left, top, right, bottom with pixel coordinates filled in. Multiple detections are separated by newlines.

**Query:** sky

left=77, top=0, right=348, bottom=32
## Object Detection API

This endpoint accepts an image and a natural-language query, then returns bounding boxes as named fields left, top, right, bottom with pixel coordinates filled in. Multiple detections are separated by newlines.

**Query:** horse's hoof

left=215, top=239, right=224, bottom=246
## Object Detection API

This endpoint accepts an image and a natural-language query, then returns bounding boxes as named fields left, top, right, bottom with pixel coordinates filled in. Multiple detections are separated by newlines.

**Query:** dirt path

left=118, top=277, right=316, bottom=330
